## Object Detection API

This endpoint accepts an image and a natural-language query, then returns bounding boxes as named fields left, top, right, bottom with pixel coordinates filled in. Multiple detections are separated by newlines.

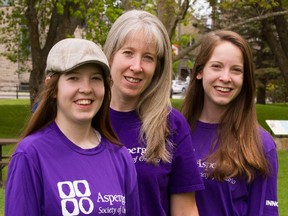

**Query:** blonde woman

left=104, top=10, right=204, bottom=216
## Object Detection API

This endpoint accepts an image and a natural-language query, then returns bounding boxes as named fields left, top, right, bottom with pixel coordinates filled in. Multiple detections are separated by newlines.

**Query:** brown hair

left=181, top=30, right=269, bottom=182
left=21, top=69, right=119, bottom=145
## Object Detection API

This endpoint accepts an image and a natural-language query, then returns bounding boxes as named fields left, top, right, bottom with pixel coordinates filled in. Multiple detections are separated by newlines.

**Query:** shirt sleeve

left=247, top=132, right=279, bottom=216
left=122, top=147, right=140, bottom=216
left=5, top=152, right=43, bottom=216
left=169, top=109, right=204, bottom=194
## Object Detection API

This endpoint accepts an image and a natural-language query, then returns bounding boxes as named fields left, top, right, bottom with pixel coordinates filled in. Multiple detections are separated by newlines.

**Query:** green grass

left=0, top=99, right=31, bottom=138
left=278, top=150, right=288, bottom=216
left=0, top=99, right=287, bottom=215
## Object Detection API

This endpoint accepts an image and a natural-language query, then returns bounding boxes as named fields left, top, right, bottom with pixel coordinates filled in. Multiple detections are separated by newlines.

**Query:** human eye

left=92, top=74, right=103, bottom=81
left=66, top=74, right=78, bottom=81
left=143, top=54, right=156, bottom=62
left=210, top=63, right=222, bottom=70
left=231, top=67, right=243, bottom=74
left=122, top=49, right=133, bottom=57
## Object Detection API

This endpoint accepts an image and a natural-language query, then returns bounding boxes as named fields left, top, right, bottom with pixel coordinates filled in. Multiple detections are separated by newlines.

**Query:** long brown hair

left=21, top=70, right=120, bottom=145
left=181, top=30, right=269, bottom=182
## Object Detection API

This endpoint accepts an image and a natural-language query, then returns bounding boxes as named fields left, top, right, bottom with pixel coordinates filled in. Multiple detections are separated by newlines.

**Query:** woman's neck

left=55, top=118, right=100, bottom=149
left=110, top=94, right=138, bottom=112
left=199, top=104, right=227, bottom=123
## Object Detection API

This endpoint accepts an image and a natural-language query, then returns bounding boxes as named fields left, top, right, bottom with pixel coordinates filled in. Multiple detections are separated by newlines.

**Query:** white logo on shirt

left=197, top=159, right=237, bottom=184
left=57, top=180, right=93, bottom=215
left=128, top=147, right=146, bottom=163
left=266, top=200, right=278, bottom=207
left=57, top=180, right=127, bottom=215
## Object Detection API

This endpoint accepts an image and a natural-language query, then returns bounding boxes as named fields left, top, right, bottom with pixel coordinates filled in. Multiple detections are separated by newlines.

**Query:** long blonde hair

left=181, top=30, right=269, bottom=182
left=104, top=10, right=173, bottom=164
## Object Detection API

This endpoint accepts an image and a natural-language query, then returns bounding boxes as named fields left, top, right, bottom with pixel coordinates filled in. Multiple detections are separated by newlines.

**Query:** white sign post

left=265, top=120, right=288, bottom=136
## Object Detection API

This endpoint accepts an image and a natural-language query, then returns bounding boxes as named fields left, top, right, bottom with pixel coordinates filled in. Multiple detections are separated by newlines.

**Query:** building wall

left=0, top=43, right=30, bottom=92
left=0, top=5, right=30, bottom=93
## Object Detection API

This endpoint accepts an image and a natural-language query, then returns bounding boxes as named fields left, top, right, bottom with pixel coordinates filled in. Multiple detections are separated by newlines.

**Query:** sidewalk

left=0, top=91, right=30, bottom=99
left=0, top=92, right=182, bottom=100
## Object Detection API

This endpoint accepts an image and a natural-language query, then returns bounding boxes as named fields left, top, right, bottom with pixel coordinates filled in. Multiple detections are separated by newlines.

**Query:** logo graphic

left=57, top=180, right=94, bottom=215
left=266, top=200, right=278, bottom=207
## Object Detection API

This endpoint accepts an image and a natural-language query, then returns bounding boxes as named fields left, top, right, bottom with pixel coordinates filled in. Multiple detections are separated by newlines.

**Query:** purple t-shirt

left=191, top=121, right=279, bottom=216
left=5, top=121, right=140, bottom=216
left=110, top=108, right=204, bottom=216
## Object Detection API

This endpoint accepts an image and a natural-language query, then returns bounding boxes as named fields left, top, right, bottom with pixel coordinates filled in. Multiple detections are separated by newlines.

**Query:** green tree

left=219, top=0, right=288, bottom=89
left=0, top=0, right=123, bottom=106
left=2, top=0, right=287, bottom=106
left=0, top=0, right=192, bottom=106
left=200, top=0, right=288, bottom=104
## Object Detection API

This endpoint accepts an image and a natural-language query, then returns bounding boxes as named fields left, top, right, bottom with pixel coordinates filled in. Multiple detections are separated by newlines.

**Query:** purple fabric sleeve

left=247, top=128, right=279, bottom=216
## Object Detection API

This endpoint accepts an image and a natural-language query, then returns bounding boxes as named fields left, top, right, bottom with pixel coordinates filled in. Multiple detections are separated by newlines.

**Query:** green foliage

left=221, top=0, right=279, bottom=9
left=0, top=0, right=122, bottom=64
left=267, top=79, right=288, bottom=103
left=85, top=1, right=123, bottom=46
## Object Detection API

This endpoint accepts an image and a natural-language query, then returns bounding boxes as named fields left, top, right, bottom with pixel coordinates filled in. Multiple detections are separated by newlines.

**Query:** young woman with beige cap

left=5, top=38, right=140, bottom=216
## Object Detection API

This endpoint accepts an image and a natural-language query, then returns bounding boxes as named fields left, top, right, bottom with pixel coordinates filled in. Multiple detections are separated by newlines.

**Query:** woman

left=181, top=30, right=278, bottom=216
left=104, top=10, right=204, bottom=216
left=5, top=38, right=139, bottom=216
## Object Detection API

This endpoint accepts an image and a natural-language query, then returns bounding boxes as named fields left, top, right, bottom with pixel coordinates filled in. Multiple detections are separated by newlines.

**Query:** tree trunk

left=157, top=0, right=189, bottom=39
left=25, top=1, right=82, bottom=107
left=256, top=81, right=266, bottom=104
left=272, top=0, right=288, bottom=57
left=261, top=19, right=288, bottom=88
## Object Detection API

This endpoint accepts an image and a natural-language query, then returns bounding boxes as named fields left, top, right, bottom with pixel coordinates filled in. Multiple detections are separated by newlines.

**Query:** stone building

left=0, top=4, right=30, bottom=95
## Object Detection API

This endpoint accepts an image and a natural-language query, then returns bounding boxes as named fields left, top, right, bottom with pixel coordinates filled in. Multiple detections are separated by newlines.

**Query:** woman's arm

left=170, top=192, right=199, bottom=216
left=5, top=153, right=42, bottom=216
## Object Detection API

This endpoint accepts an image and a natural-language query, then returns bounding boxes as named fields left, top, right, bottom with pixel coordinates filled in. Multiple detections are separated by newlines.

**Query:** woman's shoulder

left=102, top=138, right=135, bottom=166
left=167, top=108, right=192, bottom=142
left=16, top=124, right=56, bottom=153
left=168, top=108, right=189, bottom=125
left=258, top=127, right=277, bottom=153
left=103, top=138, right=131, bottom=156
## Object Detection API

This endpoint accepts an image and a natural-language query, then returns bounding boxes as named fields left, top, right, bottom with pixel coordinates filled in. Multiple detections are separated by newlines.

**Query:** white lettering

left=132, top=156, right=138, bottom=163
left=128, top=147, right=146, bottom=155
left=98, top=207, right=117, bottom=214
left=266, top=200, right=278, bottom=207
left=197, top=159, right=216, bottom=170
left=97, top=192, right=126, bottom=205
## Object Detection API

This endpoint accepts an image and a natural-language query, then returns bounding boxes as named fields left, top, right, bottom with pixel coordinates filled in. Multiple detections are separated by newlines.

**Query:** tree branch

left=174, top=10, right=288, bottom=62
left=226, top=10, right=288, bottom=30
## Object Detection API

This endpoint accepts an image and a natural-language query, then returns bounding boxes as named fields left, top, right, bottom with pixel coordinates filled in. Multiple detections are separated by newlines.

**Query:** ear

left=196, top=71, right=203, bottom=80
left=45, top=76, right=51, bottom=86
left=45, top=76, right=57, bottom=98
left=109, top=57, right=114, bottom=67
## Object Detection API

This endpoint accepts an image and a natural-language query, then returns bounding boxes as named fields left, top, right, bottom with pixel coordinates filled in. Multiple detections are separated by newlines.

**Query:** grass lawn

left=0, top=99, right=287, bottom=215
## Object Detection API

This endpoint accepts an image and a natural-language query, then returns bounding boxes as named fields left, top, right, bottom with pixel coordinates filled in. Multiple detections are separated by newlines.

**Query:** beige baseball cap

left=45, top=38, right=110, bottom=76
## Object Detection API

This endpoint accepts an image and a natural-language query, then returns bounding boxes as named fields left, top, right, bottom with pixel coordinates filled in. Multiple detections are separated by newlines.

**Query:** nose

left=219, top=69, right=232, bottom=82
left=130, top=56, right=143, bottom=73
left=79, top=79, right=92, bottom=94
